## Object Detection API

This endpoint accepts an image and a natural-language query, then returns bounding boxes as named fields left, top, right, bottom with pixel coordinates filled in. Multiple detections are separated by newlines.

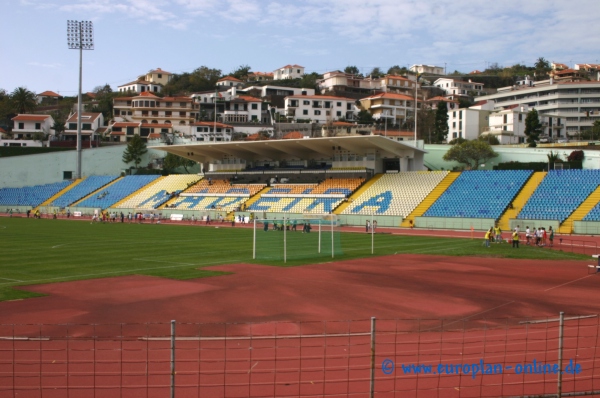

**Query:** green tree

left=0, top=88, right=12, bottom=129
left=368, top=67, right=384, bottom=78
left=52, top=120, right=66, bottom=139
left=478, top=135, right=500, bottom=145
left=524, top=109, right=542, bottom=147
left=448, top=137, right=467, bottom=145
left=547, top=150, right=561, bottom=169
left=162, top=152, right=196, bottom=173
left=163, top=66, right=222, bottom=95
left=344, top=66, right=361, bottom=76
left=32, top=131, right=46, bottom=144
left=10, top=87, right=37, bottom=114
left=433, top=103, right=449, bottom=143
left=299, top=72, right=321, bottom=91
left=230, top=64, right=252, bottom=81
left=122, top=134, right=147, bottom=168
left=443, top=140, right=499, bottom=170
left=580, top=120, right=600, bottom=140
left=535, top=57, right=551, bottom=79
left=357, top=109, right=374, bottom=124
left=387, top=65, right=408, bottom=75
left=89, top=84, right=115, bottom=121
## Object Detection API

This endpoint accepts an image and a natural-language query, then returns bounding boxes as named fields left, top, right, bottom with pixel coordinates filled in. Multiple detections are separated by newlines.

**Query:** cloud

left=28, top=62, right=62, bottom=68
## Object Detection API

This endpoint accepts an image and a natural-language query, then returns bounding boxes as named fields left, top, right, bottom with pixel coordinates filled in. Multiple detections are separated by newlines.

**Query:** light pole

left=67, top=20, right=94, bottom=179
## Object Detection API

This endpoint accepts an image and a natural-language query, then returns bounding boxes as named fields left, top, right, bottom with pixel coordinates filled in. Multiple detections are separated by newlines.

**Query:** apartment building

left=190, top=122, right=234, bottom=142
left=410, top=64, right=445, bottom=76
left=112, top=92, right=196, bottom=138
left=318, top=72, right=416, bottom=98
left=284, top=95, right=357, bottom=123
left=433, top=78, right=485, bottom=100
left=273, top=64, right=304, bottom=80
left=481, top=106, right=529, bottom=144
left=117, top=67, right=173, bottom=94
left=475, top=80, right=600, bottom=138
left=359, top=92, right=418, bottom=126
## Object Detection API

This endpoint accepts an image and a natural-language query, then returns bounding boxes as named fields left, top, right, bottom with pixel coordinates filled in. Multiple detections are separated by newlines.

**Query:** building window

left=82, top=123, right=92, bottom=130
left=153, top=87, right=158, bottom=92
left=251, top=103, right=258, bottom=110
left=35, top=123, right=41, bottom=130
left=158, top=74, right=162, bottom=78
left=453, top=111, right=456, bottom=118
left=337, top=111, right=342, bottom=117
left=18, top=122, right=24, bottom=129
left=519, top=114, right=522, bottom=121
left=303, top=100, right=310, bottom=105
left=68, top=123, right=77, bottom=130
left=337, top=102, right=342, bottom=107
left=303, top=110, right=308, bottom=115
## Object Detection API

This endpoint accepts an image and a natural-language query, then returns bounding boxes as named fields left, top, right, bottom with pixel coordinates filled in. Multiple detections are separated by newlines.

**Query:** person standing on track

left=483, top=227, right=492, bottom=248
left=512, top=228, right=520, bottom=248
left=549, top=226, right=554, bottom=247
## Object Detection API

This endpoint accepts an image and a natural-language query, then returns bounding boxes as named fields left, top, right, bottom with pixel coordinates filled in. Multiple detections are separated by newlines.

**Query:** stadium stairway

left=400, top=172, right=460, bottom=227
left=334, top=174, right=383, bottom=214
left=32, top=178, right=82, bottom=212
left=497, top=171, right=546, bottom=231
left=558, top=185, right=600, bottom=234
left=71, top=177, right=123, bottom=207
left=241, top=186, right=272, bottom=209
left=110, top=176, right=167, bottom=209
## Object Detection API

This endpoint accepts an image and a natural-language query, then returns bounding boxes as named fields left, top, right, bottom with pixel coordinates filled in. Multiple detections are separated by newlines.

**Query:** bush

left=567, top=150, right=584, bottom=162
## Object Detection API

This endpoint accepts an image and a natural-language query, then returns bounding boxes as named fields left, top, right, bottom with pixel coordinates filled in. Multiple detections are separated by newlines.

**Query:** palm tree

left=10, top=87, right=37, bottom=114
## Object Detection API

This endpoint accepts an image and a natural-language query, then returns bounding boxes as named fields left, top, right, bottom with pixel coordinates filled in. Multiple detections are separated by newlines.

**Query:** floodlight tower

left=67, top=20, right=94, bottom=179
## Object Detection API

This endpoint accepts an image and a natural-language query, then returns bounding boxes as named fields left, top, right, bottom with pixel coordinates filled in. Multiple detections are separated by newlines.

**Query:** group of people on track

left=483, top=225, right=554, bottom=248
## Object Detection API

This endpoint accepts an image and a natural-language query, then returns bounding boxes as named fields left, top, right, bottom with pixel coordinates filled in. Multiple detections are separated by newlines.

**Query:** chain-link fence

left=1, top=313, right=599, bottom=397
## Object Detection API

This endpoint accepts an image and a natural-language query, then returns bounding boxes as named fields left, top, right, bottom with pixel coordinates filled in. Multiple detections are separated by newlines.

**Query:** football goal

left=252, top=215, right=343, bottom=263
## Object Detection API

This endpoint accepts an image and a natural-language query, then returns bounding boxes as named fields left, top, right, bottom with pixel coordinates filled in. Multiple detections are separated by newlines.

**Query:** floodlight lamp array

left=67, top=20, right=94, bottom=50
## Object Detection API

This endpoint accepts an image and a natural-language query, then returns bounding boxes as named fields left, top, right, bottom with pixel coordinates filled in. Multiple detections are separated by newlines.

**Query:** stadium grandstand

left=3, top=134, right=600, bottom=234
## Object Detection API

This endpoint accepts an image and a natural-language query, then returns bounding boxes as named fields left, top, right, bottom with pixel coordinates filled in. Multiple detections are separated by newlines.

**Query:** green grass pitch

left=0, top=218, right=586, bottom=301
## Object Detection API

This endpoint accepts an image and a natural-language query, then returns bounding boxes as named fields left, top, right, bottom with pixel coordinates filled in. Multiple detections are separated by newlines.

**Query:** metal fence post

left=171, top=320, right=176, bottom=398
left=370, top=316, right=376, bottom=398
left=557, top=312, right=564, bottom=398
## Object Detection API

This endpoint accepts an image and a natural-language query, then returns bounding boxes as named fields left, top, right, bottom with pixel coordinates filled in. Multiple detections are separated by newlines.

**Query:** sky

left=2, top=0, right=600, bottom=96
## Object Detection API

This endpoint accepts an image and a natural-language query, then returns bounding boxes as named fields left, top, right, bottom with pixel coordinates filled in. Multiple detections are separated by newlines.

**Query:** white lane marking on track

left=248, top=362, right=259, bottom=373
left=544, top=274, right=595, bottom=292
left=51, top=244, right=68, bottom=249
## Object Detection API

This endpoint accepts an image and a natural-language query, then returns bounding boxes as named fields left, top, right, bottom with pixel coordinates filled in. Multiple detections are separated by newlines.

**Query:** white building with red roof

left=217, top=76, right=244, bottom=88
left=117, top=67, right=173, bottom=94
left=64, top=112, right=104, bottom=141
left=190, top=121, right=234, bottom=142
left=433, top=78, right=485, bottom=99
left=36, top=91, right=62, bottom=104
left=112, top=91, right=195, bottom=139
left=284, top=95, right=358, bottom=123
left=273, top=64, right=305, bottom=80
left=11, top=114, right=55, bottom=138
left=247, top=71, right=274, bottom=82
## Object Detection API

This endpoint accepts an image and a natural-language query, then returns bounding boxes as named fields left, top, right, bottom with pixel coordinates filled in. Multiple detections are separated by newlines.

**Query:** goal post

left=253, top=214, right=342, bottom=263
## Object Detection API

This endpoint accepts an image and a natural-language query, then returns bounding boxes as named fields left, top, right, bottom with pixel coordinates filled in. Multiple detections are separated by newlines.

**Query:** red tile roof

left=427, top=96, right=459, bottom=103
left=109, top=131, right=126, bottom=135
left=85, top=92, right=96, bottom=99
left=249, top=72, right=274, bottom=77
left=332, top=121, right=355, bottom=126
left=218, top=76, right=242, bottom=82
left=66, top=112, right=102, bottom=123
left=0, top=127, right=6, bottom=133
left=245, top=133, right=270, bottom=141
left=149, top=68, right=171, bottom=74
left=282, top=131, right=304, bottom=139
left=278, top=64, right=304, bottom=69
left=148, top=133, right=162, bottom=138
left=37, top=90, right=61, bottom=97
left=236, top=95, right=261, bottom=102
left=11, top=114, right=51, bottom=121
left=137, top=92, right=160, bottom=98
left=119, top=79, right=152, bottom=87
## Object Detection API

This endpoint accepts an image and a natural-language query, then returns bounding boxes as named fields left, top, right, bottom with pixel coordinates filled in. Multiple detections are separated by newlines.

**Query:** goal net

left=253, top=215, right=343, bottom=262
